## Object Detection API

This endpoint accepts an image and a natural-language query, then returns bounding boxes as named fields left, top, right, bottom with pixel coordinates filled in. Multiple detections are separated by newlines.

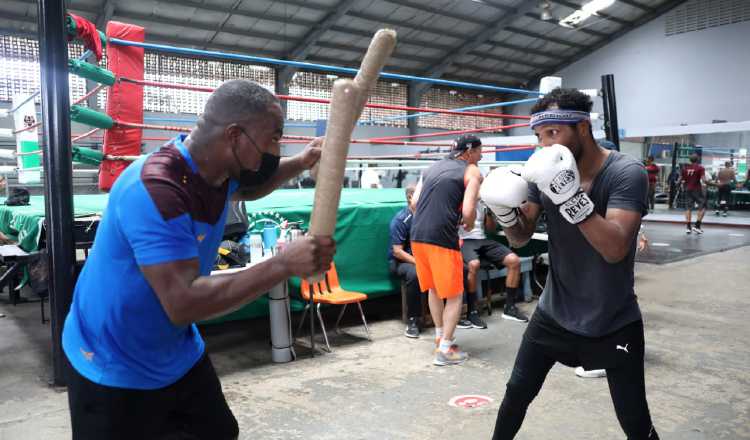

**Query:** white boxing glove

left=480, top=166, right=527, bottom=228
left=521, top=144, right=594, bottom=224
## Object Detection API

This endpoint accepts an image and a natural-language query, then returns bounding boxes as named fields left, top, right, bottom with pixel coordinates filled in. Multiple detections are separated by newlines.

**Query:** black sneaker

left=457, top=318, right=473, bottom=329
left=502, top=304, right=529, bottom=323
left=404, top=317, right=419, bottom=338
left=692, top=226, right=704, bottom=234
left=468, top=311, right=487, bottom=329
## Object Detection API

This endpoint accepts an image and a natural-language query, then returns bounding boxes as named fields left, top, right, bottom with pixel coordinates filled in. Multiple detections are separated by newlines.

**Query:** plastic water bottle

left=262, top=225, right=278, bottom=256
left=249, top=234, right=264, bottom=262
left=276, top=225, right=288, bottom=253
left=239, top=233, right=252, bottom=257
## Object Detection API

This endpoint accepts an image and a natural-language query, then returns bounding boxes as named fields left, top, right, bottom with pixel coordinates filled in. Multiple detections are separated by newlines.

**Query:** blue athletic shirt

left=63, top=135, right=239, bottom=389
left=388, top=207, right=413, bottom=261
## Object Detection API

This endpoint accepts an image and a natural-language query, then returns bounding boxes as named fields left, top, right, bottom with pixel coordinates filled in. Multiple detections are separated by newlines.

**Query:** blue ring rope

left=359, top=97, right=540, bottom=125
left=108, top=38, right=543, bottom=97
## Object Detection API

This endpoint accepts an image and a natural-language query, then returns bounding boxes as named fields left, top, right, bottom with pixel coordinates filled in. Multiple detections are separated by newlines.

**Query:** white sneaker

left=575, top=366, right=606, bottom=378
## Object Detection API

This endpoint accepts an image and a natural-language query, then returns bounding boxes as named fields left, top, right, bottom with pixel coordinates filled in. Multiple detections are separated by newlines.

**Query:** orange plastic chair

left=297, top=263, right=370, bottom=352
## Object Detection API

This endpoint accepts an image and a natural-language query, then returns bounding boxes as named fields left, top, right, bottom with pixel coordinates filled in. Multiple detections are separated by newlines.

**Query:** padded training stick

left=311, top=29, right=397, bottom=181
left=309, top=29, right=397, bottom=237
left=352, top=29, right=397, bottom=124
left=307, top=29, right=397, bottom=282
left=308, top=78, right=359, bottom=239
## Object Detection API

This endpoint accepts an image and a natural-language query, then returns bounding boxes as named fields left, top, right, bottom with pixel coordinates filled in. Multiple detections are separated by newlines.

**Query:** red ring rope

left=72, top=84, right=106, bottom=106
left=118, top=77, right=530, bottom=120
left=114, top=121, right=187, bottom=132
left=12, top=121, right=41, bottom=134
left=347, top=145, right=536, bottom=159
left=72, top=127, right=101, bottom=143
left=368, top=122, right=529, bottom=142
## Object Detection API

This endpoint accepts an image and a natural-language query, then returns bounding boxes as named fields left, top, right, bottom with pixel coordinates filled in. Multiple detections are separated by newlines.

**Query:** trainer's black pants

left=67, top=354, right=238, bottom=440
left=390, top=260, right=423, bottom=319
left=717, top=184, right=732, bottom=212
left=648, top=183, right=656, bottom=210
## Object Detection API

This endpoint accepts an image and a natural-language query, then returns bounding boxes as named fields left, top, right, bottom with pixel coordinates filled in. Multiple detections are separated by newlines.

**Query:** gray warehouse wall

left=509, top=5, right=750, bottom=137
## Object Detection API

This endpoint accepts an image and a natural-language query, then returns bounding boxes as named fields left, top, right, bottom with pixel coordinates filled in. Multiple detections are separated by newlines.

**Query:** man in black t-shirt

left=481, top=88, right=659, bottom=440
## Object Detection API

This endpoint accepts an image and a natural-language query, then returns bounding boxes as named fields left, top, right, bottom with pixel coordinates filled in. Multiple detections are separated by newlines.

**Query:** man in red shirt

left=644, top=156, right=659, bottom=212
left=678, top=154, right=709, bottom=234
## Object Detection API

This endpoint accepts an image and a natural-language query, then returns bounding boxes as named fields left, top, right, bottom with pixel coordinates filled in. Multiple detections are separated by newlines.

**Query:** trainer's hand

left=298, top=137, right=324, bottom=170
left=480, top=166, right=527, bottom=228
left=278, top=235, right=336, bottom=278
left=637, top=235, right=648, bottom=253
left=521, top=144, right=594, bottom=224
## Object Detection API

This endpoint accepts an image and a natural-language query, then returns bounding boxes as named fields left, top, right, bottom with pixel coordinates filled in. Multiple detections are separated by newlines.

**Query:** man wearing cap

left=410, top=134, right=482, bottom=366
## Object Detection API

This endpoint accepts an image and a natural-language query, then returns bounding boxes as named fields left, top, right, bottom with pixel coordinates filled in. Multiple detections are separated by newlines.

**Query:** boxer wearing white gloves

left=522, top=144, right=594, bottom=225
left=488, top=88, right=658, bottom=440
left=480, top=166, right=527, bottom=229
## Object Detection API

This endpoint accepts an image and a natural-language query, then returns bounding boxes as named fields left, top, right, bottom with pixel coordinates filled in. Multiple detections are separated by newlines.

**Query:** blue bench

left=475, top=256, right=534, bottom=314
left=399, top=255, right=536, bottom=321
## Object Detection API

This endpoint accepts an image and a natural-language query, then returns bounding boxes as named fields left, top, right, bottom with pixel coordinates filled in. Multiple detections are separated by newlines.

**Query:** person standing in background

left=644, top=156, right=659, bottom=212
left=715, top=161, right=736, bottom=217
left=411, top=134, right=482, bottom=366
left=678, top=154, right=709, bottom=234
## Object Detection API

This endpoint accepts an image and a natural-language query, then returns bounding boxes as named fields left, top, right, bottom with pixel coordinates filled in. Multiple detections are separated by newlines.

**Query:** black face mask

left=234, top=129, right=280, bottom=186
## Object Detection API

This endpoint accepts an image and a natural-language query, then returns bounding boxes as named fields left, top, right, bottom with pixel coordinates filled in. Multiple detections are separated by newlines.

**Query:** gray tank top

left=411, top=158, right=467, bottom=250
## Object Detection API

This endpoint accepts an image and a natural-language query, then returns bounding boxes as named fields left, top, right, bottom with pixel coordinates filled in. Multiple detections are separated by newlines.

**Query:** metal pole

left=669, top=142, right=680, bottom=209
left=38, top=0, right=76, bottom=386
left=601, top=74, right=620, bottom=151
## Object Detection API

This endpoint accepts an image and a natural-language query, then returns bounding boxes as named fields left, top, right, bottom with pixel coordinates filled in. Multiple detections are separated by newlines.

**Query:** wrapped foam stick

left=308, top=79, right=359, bottom=241
left=311, top=29, right=397, bottom=180
left=351, top=29, right=397, bottom=123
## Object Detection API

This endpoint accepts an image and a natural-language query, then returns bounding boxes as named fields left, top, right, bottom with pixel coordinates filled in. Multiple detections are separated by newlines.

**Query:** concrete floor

left=645, top=204, right=750, bottom=227
left=1, top=245, right=749, bottom=439
left=637, top=223, right=750, bottom=264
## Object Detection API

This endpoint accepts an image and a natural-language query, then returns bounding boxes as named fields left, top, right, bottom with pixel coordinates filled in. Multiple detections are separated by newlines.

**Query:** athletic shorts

left=717, top=184, right=732, bottom=202
left=461, top=238, right=512, bottom=266
left=524, top=308, right=644, bottom=371
left=412, top=241, right=464, bottom=299
left=66, top=354, right=239, bottom=440
left=686, top=189, right=706, bottom=209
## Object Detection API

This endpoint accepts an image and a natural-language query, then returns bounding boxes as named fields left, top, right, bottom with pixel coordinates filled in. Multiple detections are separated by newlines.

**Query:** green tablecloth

left=209, top=188, right=407, bottom=323
left=0, top=189, right=549, bottom=324
left=245, top=188, right=405, bottom=294
left=0, top=189, right=408, bottom=322
left=0, top=194, right=106, bottom=252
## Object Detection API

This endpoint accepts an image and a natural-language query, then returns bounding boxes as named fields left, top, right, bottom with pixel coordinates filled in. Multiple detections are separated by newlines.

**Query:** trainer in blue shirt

left=62, top=80, right=335, bottom=440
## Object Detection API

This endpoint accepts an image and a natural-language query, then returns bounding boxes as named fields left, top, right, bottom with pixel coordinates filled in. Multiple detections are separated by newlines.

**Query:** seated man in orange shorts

left=411, top=134, right=482, bottom=366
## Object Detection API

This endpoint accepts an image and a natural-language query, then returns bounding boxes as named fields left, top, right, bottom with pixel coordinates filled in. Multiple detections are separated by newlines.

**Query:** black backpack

left=5, top=187, right=30, bottom=206
left=222, top=201, right=249, bottom=242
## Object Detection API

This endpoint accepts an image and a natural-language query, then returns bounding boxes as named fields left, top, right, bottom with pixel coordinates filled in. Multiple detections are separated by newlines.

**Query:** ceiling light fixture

left=559, top=0, right=615, bottom=27
left=581, top=0, right=616, bottom=14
